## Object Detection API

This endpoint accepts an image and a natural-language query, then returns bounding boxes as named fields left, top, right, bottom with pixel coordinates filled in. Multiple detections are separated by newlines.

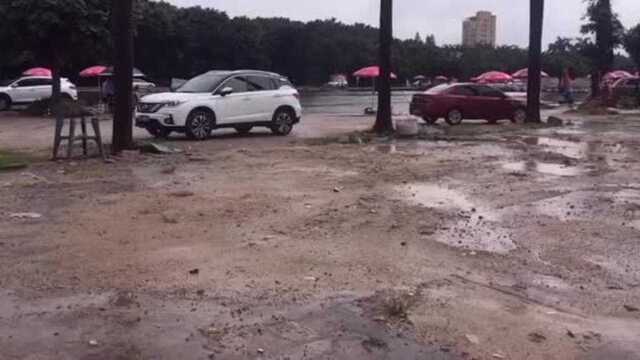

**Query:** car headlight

left=163, top=101, right=185, bottom=108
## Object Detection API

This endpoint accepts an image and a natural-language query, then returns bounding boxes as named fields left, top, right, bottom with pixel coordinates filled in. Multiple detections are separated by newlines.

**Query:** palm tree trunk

left=373, top=0, right=394, bottom=134
left=526, top=0, right=544, bottom=123
left=111, top=0, right=135, bottom=154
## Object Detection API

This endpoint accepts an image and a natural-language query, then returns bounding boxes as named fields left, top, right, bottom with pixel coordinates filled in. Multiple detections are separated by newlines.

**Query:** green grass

left=0, top=151, right=30, bottom=171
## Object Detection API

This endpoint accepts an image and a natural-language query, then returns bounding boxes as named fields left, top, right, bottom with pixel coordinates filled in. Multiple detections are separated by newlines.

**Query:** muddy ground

left=1, top=111, right=640, bottom=360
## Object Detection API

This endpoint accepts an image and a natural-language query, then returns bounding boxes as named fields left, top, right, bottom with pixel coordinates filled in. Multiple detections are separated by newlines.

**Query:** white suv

left=0, top=76, right=78, bottom=111
left=135, top=70, right=302, bottom=139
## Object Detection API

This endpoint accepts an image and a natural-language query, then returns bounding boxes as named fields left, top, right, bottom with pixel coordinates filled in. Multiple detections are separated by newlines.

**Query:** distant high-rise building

left=462, top=11, right=497, bottom=47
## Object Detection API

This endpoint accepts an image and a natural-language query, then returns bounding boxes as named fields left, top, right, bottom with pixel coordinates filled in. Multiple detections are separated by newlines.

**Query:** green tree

left=625, top=24, right=640, bottom=69
left=581, top=0, right=625, bottom=95
left=2, top=0, right=109, bottom=119
left=527, top=0, right=545, bottom=123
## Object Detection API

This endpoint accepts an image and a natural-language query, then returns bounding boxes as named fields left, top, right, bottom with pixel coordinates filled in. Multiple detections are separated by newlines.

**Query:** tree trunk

left=593, top=0, right=614, bottom=98
left=51, top=63, right=62, bottom=120
left=111, top=0, right=135, bottom=154
left=373, top=0, right=393, bottom=134
left=526, top=0, right=544, bottom=123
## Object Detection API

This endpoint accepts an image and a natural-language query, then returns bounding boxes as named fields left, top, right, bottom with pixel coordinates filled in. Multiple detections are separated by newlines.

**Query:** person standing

left=559, top=68, right=575, bottom=108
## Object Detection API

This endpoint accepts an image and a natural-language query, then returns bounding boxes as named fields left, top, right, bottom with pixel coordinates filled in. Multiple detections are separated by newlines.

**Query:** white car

left=135, top=70, right=302, bottom=139
left=0, top=76, right=78, bottom=111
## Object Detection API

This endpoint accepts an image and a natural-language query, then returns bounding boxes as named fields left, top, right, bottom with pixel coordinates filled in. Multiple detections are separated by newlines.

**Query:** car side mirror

left=10, top=83, right=18, bottom=88
left=218, top=87, right=234, bottom=96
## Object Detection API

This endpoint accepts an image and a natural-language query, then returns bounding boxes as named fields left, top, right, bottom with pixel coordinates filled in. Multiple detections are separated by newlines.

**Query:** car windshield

left=0, top=79, right=17, bottom=86
left=425, top=83, right=452, bottom=94
left=176, top=73, right=230, bottom=93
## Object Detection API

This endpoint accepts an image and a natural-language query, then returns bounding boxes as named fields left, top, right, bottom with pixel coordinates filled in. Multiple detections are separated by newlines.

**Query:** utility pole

left=111, top=0, right=134, bottom=153
left=527, top=0, right=544, bottom=123
left=374, top=0, right=394, bottom=134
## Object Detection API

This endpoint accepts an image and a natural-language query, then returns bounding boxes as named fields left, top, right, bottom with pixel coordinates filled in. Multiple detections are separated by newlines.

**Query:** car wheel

left=235, top=125, right=253, bottom=135
left=271, top=108, right=295, bottom=136
left=511, top=108, right=527, bottom=123
left=0, top=95, right=11, bottom=111
left=422, top=116, right=437, bottom=125
left=186, top=109, right=214, bottom=140
left=147, top=126, right=172, bottom=139
left=445, top=109, right=463, bottom=126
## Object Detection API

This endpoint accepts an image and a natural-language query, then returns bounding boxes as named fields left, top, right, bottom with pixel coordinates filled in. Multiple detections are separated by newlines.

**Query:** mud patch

left=502, top=161, right=585, bottom=177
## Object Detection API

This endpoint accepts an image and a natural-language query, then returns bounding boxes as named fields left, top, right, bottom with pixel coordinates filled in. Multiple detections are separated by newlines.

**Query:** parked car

left=133, top=78, right=156, bottom=90
left=410, top=83, right=527, bottom=125
left=0, top=76, right=78, bottom=111
left=608, top=77, right=640, bottom=108
left=135, top=70, right=302, bottom=139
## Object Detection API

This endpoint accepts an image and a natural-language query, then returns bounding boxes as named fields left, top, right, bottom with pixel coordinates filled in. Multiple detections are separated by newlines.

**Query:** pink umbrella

left=512, top=68, right=550, bottom=79
left=472, top=71, right=513, bottom=83
left=79, top=65, right=107, bottom=77
left=353, top=66, right=397, bottom=79
left=23, top=67, right=52, bottom=77
left=603, top=70, right=634, bottom=81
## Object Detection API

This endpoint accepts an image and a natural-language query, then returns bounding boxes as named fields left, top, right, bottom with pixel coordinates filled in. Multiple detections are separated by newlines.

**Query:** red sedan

left=410, top=83, right=527, bottom=125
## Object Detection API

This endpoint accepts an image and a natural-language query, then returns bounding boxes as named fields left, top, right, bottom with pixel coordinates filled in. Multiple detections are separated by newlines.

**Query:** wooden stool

left=53, top=116, right=106, bottom=160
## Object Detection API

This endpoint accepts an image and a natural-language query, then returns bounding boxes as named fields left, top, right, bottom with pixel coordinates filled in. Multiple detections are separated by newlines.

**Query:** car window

left=246, top=76, right=275, bottom=91
left=221, top=76, right=249, bottom=93
left=277, top=77, right=293, bottom=88
left=16, top=79, right=40, bottom=87
left=32, top=78, right=52, bottom=86
left=474, top=85, right=504, bottom=98
left=177, top=72, right=229, bottom=93
left=425, top=84, right=453, bottom=94
left=449, top=86, right=476, bottom=96
left=0, top=79, right=17, bottom=86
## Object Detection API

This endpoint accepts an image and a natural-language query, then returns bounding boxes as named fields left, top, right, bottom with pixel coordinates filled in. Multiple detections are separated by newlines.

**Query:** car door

left=447, top=85, right=480, bottom=118
left=215, top=76, right=252, bottom=124
left=473, top=85, right=512, bottom=120
left=33, top=78, right=53, bottom=100
left=11, top=79, right=40, bottom=103
left=245, top=75, right=279, bottom=122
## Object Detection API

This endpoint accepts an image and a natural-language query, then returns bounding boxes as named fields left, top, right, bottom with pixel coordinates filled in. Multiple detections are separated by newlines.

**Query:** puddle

left=371, top=141, right=453, bottom=155
left=521, top=137, right=589, bottom=159
left=502, top=161, right=585, bottom=177
left=395, top=183, right=515, bottom=253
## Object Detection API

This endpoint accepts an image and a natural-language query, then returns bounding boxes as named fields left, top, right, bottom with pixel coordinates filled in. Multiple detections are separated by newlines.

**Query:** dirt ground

left=1, top=109, right=640, bottom=360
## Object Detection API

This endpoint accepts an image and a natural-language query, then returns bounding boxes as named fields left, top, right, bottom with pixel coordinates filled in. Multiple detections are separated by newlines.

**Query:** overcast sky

left=165, top=0, right=640, bottom=48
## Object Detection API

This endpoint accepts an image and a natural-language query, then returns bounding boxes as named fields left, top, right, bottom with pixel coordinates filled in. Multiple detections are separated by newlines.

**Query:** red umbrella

left=353, top=66, right=397, bottom=79
left=603, top=70, right=634, bottom=81
left=23, top=67, right=52, bottom=77
left=472, top=71, right=513, bottom=83
left=79, top=65, right=107, bottom=77
left=512, top=68, right=550, bottom=79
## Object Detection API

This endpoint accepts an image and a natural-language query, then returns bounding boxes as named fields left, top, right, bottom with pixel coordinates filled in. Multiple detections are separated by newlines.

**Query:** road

left=1, top=109, right=640, bottom=359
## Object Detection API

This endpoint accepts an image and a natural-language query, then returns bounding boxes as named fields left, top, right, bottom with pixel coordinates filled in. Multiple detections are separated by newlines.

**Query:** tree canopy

left=0, top=0, right=636, bottom=85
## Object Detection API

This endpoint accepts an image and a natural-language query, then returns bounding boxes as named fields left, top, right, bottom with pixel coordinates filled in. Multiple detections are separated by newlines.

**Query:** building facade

left=462, top=11, right=497, bottom=47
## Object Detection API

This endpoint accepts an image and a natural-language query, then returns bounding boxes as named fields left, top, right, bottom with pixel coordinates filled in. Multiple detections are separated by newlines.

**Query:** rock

left=395, top=117, right=419, bottom=137
left=304, top=276, right=318, bottom=281
left=140, top=142, right=180, bottom=154
left=465, top=334, right=480, bottom=345
left=492, top=353, right=506, bottom=359
left=624, top=305, right=639, bottom=312
left=170, top=191, right=195, bottom=198
left=546, top=116, right=564, bottom=127
left=161, top=166, right=177, bottom=174
left=161, top=211, right=180, bottom=224
left=400, top=241, right=407, bottom=247
left=189, top=268, right=200, bottom=275
left=88, top=339, right=99, bottom=347
left=103, top=158, right=116, bottom=164
left=257, top=348, right=265, bottom=354
left=333, top=187, right=342, bottom=193
left=566, top=330, right=576, bottom=338
left=9, top=212, right=42, bottom=219
left=528, top=332, right=547, bottom=343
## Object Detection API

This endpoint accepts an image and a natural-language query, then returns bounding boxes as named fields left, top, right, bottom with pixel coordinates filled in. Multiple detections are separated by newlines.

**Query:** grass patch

left=0, top=151, right=30, bottom=171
